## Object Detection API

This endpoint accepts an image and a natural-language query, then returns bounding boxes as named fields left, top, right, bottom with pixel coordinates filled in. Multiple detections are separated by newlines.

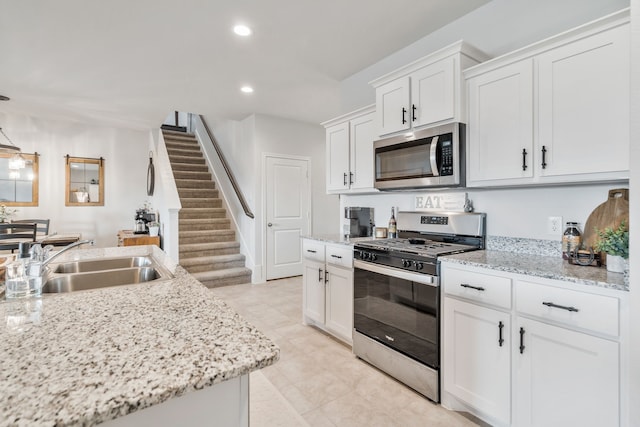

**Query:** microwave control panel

left=440, top=136, right=453, bottom=176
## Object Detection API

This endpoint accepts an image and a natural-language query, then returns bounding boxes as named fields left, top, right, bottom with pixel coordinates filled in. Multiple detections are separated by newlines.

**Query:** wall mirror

left=0, top=152, right=39, bottom=206
left=65, top=155, right=104, bottom=206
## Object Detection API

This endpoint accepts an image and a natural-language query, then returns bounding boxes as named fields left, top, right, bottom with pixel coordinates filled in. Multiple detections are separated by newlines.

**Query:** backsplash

left=486, top=235, right=562, bottom=257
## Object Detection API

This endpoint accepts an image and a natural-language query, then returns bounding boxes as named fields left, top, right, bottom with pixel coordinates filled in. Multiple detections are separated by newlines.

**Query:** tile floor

left=211, top=276, right=483, bottom=427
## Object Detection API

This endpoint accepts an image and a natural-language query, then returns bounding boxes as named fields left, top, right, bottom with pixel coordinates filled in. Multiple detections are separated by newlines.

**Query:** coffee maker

left=135, top=209, right=156, bottom=234
left=344, top=207, right=374, bottom=238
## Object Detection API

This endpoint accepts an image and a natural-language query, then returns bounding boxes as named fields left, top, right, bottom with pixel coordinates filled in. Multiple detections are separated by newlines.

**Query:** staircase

left=162, top=130, right=252, bottom=287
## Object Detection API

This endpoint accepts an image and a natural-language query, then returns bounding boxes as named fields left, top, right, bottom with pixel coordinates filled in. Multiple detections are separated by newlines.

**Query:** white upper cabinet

left=465, top=9, right=630, bottom=187
left=536, top=23, right=629, bottom=181
left=376, top=76, right=411, bottom=135
left=371, top=41, right=490, bottom=138
left=467, top=60, right=534, bottom=184
left=322, top=105, right=376, bottom=194
left=411, top=56, right=456, bottom=127
left=325, top=122, right=350, bottom=191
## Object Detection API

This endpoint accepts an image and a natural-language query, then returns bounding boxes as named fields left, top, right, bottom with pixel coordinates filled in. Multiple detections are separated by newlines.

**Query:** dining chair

left=0, top=223, right=38, bottom=253
left=11, top=219, right=50, bottom=237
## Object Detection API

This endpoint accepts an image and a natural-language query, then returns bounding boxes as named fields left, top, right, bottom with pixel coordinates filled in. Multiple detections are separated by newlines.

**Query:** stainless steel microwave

left=374, top=122, right=465, bottom=190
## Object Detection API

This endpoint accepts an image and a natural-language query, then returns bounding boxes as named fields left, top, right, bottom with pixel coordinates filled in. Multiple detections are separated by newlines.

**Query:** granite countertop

left=302, top=234, right=375, bottom=246
left=441, top=249, right=627, bottom=292
left=0, top=245, right=279, bottom=426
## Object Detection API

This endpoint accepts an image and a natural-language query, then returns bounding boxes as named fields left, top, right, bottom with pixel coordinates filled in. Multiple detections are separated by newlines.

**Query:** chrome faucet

left=41, top=239, right=95, bottom=269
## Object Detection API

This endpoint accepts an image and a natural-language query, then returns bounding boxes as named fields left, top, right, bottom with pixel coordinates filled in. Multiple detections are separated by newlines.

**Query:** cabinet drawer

left=516, top=281, right=619, bottom=336
left=302, top=239, right=325, bottom=263
left=443, top=266, right=512, bottom=309
left=325, top=244, right=353, bottom=268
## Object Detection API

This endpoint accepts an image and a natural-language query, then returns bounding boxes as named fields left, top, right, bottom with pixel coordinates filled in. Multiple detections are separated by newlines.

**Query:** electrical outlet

left=547, top=216, right=563, bottom=235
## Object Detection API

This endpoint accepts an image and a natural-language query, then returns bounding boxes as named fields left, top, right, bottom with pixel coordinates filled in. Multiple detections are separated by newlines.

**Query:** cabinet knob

left=267, top=223, right=273, bottom=227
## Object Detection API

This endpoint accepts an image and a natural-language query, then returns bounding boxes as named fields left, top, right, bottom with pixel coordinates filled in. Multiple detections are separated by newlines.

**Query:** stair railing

left=198, top=115, right=255, bottom=219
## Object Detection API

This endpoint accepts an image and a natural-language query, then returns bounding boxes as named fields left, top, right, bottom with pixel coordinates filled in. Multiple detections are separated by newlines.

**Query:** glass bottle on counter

left=562, top=222, right=582, bottom=260
left=388, top=207, right=397, bottom=239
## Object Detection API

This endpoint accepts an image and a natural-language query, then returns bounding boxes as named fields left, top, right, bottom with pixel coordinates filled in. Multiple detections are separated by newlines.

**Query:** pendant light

left=0, top=95, right=26, bottom=171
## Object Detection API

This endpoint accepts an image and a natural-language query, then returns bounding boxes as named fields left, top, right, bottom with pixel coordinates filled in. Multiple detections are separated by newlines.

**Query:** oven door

left=353, top=260, right=439, bottom=369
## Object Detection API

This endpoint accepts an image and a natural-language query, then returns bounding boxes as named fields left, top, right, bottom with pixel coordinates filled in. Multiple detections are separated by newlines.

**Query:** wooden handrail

left=198, top=115, right=255, bottom=219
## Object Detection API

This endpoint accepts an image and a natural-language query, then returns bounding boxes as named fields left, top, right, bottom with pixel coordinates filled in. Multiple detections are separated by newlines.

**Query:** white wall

left=342, top=184, right=626, bottom=240
left=339, top=0, right=630, bottom=113
left=0, top=113, right=150, bottom=247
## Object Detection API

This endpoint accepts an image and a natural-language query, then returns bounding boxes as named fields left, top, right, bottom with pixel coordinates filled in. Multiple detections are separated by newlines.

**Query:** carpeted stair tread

left=170, top=162, right=209, bottom=171
left=192, top=267, right=252, bottom=288
left=180, top=254, right=246, bottom=273
left=180, top=198, right=223, bottom=208
left=167, top=147, right=202, bottom=157
left=175, top=179, right=216, bottom=189
left=180, top=241, right=240, bottom=257
left=168, top=155, right=206, bottom=165
left=180, top=218, right=231, bottom=231
left=163, top=131, right=197, bottom=140
left=178, top=189, right=219, bottom=199
left=173, top=170, right=212, bottom=180
left=165, top=140, right=201, bottom=152
left=180, top=208, right=226, bottom=219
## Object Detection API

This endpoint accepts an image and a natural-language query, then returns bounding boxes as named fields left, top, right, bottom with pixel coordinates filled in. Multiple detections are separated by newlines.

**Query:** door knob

left=268, top=223, right=273, bottom=227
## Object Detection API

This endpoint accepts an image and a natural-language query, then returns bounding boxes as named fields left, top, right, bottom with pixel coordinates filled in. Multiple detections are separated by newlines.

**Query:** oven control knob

left=415, top=262, right=424, bottom=270
left=370, top=253, right=377, bottom=261
left=402, top=259, right=412, bottom=268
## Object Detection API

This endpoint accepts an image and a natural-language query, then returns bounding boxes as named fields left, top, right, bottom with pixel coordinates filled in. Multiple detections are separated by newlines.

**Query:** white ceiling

left=0, top=0, right=490, bottom=130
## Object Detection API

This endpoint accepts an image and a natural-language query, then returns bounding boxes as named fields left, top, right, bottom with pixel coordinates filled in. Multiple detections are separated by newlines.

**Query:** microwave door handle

left=429, top=136, right=440, bottom=177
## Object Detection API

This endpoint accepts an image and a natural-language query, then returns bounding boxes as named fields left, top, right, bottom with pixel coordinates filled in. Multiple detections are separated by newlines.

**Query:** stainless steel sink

left=40, top=255, right=174, bottom=294
left=53, top=256, right=153, bottom=273
left=42, top=267, right=164, bottom=293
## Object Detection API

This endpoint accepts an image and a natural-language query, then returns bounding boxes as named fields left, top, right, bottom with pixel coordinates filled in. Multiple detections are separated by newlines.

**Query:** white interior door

left=265, top=156, right=310, bottom=280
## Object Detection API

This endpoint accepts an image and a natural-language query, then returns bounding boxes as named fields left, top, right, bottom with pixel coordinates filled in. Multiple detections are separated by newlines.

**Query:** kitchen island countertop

left=0, top=245, right=279, bottom=426
left=441, top=249, right=627, bottom=292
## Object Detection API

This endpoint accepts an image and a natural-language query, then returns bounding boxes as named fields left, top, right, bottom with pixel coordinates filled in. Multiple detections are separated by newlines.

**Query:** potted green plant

left=148, top=221, right=160, bottom=237
left=594, top=220, right=628, bottom=273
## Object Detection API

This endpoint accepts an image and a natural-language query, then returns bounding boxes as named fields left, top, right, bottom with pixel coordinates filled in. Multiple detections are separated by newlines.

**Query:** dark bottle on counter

left=562, top=222, right=582, bottom=260
left=388, top=207, right=397, bottom=239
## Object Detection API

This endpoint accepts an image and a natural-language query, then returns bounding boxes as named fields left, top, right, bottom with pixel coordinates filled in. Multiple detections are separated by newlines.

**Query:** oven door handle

left=429, top=135, right=440, bottom=177
left=354, top=260, right=436, bottom=286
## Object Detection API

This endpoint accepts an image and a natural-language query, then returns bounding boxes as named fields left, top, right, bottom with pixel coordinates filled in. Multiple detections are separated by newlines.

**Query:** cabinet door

left=411, top=56, right=455, bottom=128
left=302, top=259, right=326, bottom=324
left=375, top=76, right=410, bottom=136
left=537, top=24, right=629, bottom=181
left=443, top=297, right=511, bottom=425
left=325, top=122, right=350, bottom=191
left=515, top=317, right=619, bottom=427
left=324, top=265, right=353, bottom=343
left=349, top=112, right=375, bottom=191
left=467, top=60, right=534, bottom=186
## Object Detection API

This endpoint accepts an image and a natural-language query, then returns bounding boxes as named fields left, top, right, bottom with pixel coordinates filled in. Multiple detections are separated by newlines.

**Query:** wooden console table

left=117, top=230, right=160, bottom=247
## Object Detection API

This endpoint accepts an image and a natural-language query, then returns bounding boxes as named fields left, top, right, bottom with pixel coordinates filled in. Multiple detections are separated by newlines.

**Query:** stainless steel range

left=352, top=211, right=486, bottom=402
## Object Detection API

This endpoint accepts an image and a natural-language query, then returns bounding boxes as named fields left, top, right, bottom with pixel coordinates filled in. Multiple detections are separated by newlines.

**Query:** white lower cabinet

left=302, top=238, right=353, bottom=344
left=302, top=258, right=326, bottom=324
left=443, top=298, right=511, bottom=425
left=514, top=317, right=619, bottom=427
left=441, top=262, right=625, bottom=427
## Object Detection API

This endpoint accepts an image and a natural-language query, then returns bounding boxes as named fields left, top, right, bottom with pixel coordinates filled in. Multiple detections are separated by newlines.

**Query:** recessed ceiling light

left=240, top=86, right=254, bottom=94
left=233, top=25, right=252, bottom=36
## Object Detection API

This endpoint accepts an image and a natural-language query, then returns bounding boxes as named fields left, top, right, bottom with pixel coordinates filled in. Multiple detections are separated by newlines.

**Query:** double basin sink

left=41, top=255, right=174, bottom=294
